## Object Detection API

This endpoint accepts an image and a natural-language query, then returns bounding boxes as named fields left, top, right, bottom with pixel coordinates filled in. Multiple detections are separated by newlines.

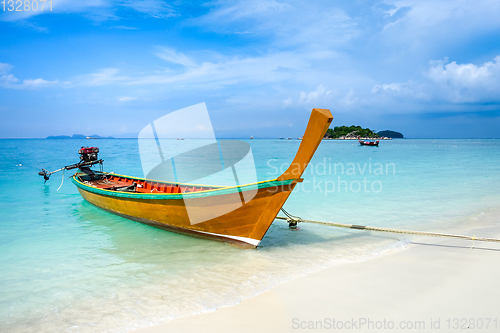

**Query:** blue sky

left=1, top=0, right=500, bottom=138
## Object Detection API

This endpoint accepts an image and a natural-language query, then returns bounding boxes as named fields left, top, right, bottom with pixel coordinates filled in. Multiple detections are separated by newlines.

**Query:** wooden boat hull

left=73, top=176, right=297, bottom=248
left=72, top=108, right=333, bottom=247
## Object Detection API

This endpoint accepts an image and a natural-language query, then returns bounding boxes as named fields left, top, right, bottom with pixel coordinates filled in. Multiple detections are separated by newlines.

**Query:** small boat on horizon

left=359, top=139, right=379, bottom=146
left=43, top=108, right=333, bottom=248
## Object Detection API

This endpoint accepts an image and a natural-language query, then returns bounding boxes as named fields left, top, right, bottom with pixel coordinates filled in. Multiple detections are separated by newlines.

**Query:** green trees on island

left=324, top=126, right=404, bottom=139
left=325, top=125, right=379, bottom=139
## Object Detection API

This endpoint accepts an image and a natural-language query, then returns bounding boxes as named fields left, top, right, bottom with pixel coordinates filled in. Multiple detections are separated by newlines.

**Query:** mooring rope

left=280, top=208, right=302, bottom=221
left=56, top=169, right=65, bottom=192
left=275, top=215, right=500, bottom=244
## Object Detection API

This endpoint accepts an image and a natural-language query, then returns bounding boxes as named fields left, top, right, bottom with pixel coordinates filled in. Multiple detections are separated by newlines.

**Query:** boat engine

left=79, top=147, right=99, bottom=162
left=38, top=146, right=103, bottom=183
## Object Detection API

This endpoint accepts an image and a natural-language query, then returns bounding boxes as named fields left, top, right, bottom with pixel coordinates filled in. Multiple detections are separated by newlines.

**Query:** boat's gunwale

left=71, top=174, right=296, bottom=200
left=105, top=172, right=229, bottom=189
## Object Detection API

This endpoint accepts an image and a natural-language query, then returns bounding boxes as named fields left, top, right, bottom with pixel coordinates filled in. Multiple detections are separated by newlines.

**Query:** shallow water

left=1, top=138, right=499, bottom=332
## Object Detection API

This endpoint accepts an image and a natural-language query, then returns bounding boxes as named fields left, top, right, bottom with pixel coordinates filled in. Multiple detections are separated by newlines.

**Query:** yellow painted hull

left=75, top=178, right=297, bottom=248
left=72, top=108, right=333, bottom=247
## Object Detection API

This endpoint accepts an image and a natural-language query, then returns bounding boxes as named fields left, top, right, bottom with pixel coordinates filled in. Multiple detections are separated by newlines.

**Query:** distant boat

left=66, top=108, right=333, bottom=248
left=298, top=137, right=303, bottom=140
left=176, top=138, right=185, bottom=140
left=287, top=137, right=292, bottom=140
left=250, top=136, right=253, bottom=140
left=359, top=140, right=379, bottom=146
left=279, top=137, right=284, bottom=140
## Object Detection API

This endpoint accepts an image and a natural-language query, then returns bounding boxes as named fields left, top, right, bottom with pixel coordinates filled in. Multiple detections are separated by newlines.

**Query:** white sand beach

left=134, top=224, right=500, bottom=333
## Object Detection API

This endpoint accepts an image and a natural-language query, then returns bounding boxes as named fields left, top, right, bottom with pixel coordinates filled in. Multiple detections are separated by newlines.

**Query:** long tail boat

left=47, top=108, right=333, bottom=248
left=359, top=139, right=379, bottom=146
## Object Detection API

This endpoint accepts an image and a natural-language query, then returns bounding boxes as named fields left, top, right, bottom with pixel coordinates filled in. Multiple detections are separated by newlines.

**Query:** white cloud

left=425, top=56, right=500, bottom=103
left=427, top=56, right=500, bottom=88
left=372, top=82, right=406, bottom=94
left=129, top=49, right=307, bottom=87
left=1, top=0, right=179, bottom=22
left=298, top=85, right=332, bottom=104
left=198, top=0, right=290, bottom=24
left=113, top=25, right=138, bottom=30
left=386, top=0, right=500, bottom=30
left=341, top=88, right=358, bottom=105
left=63, top=47, right=313, bottom=93
left=155, top=47, right=197, bottom=68
left=372, top=80, right=416, bottom=95
left=76, top=68, right=129, bottom=86
left=0, top=63, right=58, bottom=89
left=372, top=55, right=500, bottom=104
left=121, top=0, right=178, bottom=18
left=379, top=0, right=500, bottom=57
left=0, top=74, right=19, bottom=87
left=118, top=96, right=136, bottom=102
left=0, top=62, right=13, bottom=75
left=282, top=97, right=292, bottom=107
left=192, top=0, right=358, bottom=49
left=22, top=78, right=58, bottom=88
left=1, top=0, right=113, bottom=22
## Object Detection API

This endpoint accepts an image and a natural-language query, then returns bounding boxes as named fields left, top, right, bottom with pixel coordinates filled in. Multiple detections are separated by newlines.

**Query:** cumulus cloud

left=298, top=85, right=332, bottom=104
left=427, top=56, right=500, bottom=88
left=0, top=63, right=58, bottom=89
left=425, top=56, right=500, bottom=103
left=372, top=55, right=500, bottom=104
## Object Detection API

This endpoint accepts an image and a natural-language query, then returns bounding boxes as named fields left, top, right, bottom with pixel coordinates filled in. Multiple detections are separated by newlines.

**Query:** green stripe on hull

left=71, top=176, right=296, bottom=200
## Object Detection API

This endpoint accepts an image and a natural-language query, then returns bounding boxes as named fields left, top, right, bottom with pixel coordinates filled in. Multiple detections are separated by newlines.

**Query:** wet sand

left=134, top=225, right=500, bottom=333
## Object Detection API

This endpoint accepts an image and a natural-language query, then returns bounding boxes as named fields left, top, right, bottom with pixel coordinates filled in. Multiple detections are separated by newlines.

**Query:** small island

left=324, top=125, right=403, bottom=140
left=377, top=130, right=404, bottom=138
left=46, top=134, right=115, bottom=139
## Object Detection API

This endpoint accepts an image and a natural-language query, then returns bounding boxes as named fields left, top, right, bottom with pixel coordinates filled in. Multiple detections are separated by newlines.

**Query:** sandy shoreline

left=133, top=224, right=500, bottom=333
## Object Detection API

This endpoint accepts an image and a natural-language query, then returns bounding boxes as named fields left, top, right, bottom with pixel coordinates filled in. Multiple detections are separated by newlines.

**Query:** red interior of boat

left=86, top=175, right=215, bottom=193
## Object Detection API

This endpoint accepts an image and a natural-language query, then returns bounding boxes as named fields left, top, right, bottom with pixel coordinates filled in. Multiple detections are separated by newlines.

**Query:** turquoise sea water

left=1, top=139, right=500, bottom=332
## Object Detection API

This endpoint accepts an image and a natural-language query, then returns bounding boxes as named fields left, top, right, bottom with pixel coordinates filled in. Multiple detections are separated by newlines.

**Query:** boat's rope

left=275, top=215, right=500, bottom=244
left=280, top=207, right=302, bottom=221
left=56, top=169, right=65, bottom=191
left=97, top=178, right=113, bottom=185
